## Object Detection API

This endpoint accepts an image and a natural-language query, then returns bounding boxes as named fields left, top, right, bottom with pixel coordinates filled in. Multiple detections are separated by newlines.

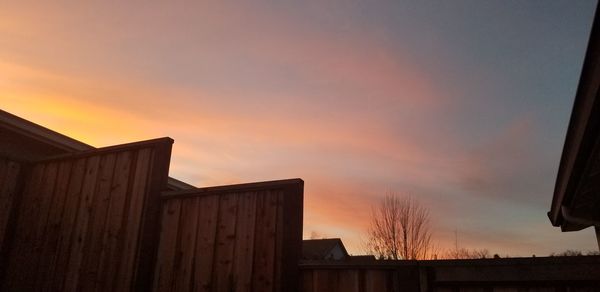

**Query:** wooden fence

left=301, top=256, right=600, bottom=292
left=0, top=138, right=173, bottom=292
left=154, top=179, right=304, bottom=292
left=3, top=129, right=600, bottom=291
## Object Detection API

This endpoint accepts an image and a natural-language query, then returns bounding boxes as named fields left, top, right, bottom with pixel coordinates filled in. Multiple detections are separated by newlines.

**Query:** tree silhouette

left=366, top=193, right=434, bottom=260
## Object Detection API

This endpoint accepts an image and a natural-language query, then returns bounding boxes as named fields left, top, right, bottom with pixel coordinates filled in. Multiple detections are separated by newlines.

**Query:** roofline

left=0, top=109, right=195, bottom=190
left=0, top=109, right=93, bottom=151
left=302, top=238, right=350, bottom=258
left=549, top=4, right=600, bottom=229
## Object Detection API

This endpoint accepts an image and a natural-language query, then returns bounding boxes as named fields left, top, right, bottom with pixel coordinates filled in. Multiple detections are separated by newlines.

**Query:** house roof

left=0, top=109, right=195, bottom=191
left=302, top=238, right=349, bottom=260
left=548, top=5, right=600, bottom=231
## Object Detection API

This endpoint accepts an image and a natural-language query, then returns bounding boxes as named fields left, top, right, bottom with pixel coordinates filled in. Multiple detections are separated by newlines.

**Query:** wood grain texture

left=172, top=197, right=200, bottom=292
left=35, top=160, right=73, bottom=290
left=78, top=153, right=117, bottom=291
left=232, top=191, right=258, bottom=292
left=213, top=193, right=239, bottom=292
left=96, top=151, right=133, bottom=291
left=193, top=194, right=220, bottom=292
left=50, top=157, right=87, bottom=291
left=154, top=179, right=304, bottom=292
left=153, top=198, right=182, bottom=292
left=252, top=191, right=279, bottom=292
left=1, top=139, right=172, bottom=292
left=115, top=148, right=153, bottom=292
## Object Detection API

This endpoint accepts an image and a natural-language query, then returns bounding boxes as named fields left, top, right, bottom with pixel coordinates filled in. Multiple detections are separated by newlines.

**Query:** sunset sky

left=1, top=0, right=598, bottom=256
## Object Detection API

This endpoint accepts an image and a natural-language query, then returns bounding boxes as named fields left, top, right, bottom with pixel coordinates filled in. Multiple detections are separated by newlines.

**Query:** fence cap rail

left=300, top=255, right=600, bottom=269
left=161, top=178, right=304, bottom=199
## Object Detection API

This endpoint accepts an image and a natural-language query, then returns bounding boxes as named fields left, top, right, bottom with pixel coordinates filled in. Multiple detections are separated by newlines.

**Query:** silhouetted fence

left=0, top=136, right=304, bottom=291
left=300, top=256, right=600, bottom=292
left=2, top=133, right=599, bottom=292
left=0, top=138, right=173, bottom=291
left=154, top=179, right=303, bottom=292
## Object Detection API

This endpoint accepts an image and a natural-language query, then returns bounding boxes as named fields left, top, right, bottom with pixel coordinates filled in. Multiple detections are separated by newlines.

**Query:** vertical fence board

left=96, top=151, right=133, bottom=291
left=314, top=270, right=338, bottom=292
left=252, top=191, right=279, bottom=292
left=22, top=162, right=59, bottom=290
left=193, top=194, right=220, bottom=292
left=50, top=157, right=86, bottom=291
left=4, top=164, right=45, bottom=291
left=338, top=270, right=361, bottom=292
left=213, top=193, right=239, bottom=292
left=154, top=198, right=182, bottom=291
left=274, top=192, right=284, bottom=292
left=115, top=148, right=152, bottom=292
left=0, top=159, right=8, bottom=248
left=172, top=197, right=200, bottom=292
left=302, top=270, right=314, bottom=292
left=35, top=160, right=73, bottom=290
left=233, top=191, right=258, bottom=292
left=0, top=158, right=20, bottom=251
left=365, top=270, right=387, bottom=292
left=64, top=155, right=100, bottom=292
left=79, top=154, right=117, bottom=291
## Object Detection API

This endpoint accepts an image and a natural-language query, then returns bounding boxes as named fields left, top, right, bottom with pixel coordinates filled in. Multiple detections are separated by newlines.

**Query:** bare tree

left=366, top=193, right=434, bottom=260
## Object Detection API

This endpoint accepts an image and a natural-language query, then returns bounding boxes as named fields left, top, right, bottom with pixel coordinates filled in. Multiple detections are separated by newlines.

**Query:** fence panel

left=1, top=138, right=173, bottom=292
left=300, top=257, right=600, bottom=292
left=154, top=179, right=304, bottom=292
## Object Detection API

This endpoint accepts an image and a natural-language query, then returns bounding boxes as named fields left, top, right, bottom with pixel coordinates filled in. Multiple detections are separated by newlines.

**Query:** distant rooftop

left=302, top=238, right=349, bottom=260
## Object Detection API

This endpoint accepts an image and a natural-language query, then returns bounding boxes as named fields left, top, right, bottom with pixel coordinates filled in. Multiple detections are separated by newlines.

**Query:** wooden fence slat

left=172, top=197, right=200, bottom=292
left=78, top=153, right=117, bottom=291
left=3, top=163, right=45, bottom=291
left=95, top=151, right=133, bottom=292
left=0, top=158, right=9, bottom=247
left=251, top=191, right=278, bottom=292
left=50, top=157, right=86, bottom=291
left=64, top=155, right=100, bottom=292
left=20, top=162, right=59, bottom=290
left=302, top=270, right=314, bottom=292
left=213, top=193, right=239, bottom=292
left=0, top=158, right=7, bottom=250
left=115, top=148, right=152, bottom=292
left=337, top=270, right=361, bottom=292
left=153, top=198, right=182, bottom=292
left=274, top=191, right=284, bottom=292
left=0, top=157, right=8, bottom=190
left=0, top=159, right=20, bottom=250
left=232, top=191, right=258, bottom=292
left=365, top=270, right=387, bottom=292
left=193, top=194, right=220, bottom=292
left=313, top=270, right=337, bottom=292
left=35, top=160, right=73, bottom=290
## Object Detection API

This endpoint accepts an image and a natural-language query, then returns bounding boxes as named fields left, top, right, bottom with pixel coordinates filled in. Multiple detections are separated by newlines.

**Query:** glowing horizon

left=1, top=0, right=598, bottom=256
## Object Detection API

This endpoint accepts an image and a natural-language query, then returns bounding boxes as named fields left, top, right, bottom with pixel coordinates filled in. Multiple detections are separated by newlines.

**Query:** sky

left=1, top=0, right=598, bottom=256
